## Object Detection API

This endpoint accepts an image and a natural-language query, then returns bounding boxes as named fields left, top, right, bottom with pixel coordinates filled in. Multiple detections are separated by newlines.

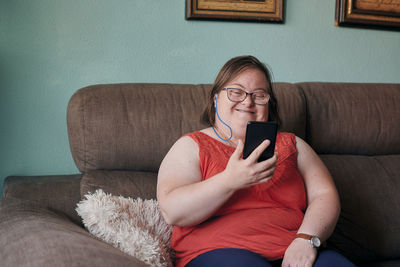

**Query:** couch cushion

left=68, top=83, right=306, bottom=172
left=0, top=198, right=148, bottom=267
left=80, top=170, right=158, bottom=200
left=3, top=174, right=82, bottom=225
left=320, top=154, right=400, bottom=264
left=298, top=82, right=400, bottom=155
left=360, top=260, right=400, bottom=267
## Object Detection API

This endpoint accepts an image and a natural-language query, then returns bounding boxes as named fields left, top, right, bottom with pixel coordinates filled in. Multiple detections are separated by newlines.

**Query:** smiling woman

left=156, top=56, right=355, bottom=267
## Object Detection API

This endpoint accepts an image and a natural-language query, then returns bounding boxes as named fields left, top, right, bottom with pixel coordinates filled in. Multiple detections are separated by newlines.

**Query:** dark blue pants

left=186, top=248, right=356, bottom=267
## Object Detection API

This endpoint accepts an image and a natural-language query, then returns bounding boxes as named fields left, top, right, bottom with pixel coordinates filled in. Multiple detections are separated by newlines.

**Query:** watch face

left=311, top=236, right=321, bottom=248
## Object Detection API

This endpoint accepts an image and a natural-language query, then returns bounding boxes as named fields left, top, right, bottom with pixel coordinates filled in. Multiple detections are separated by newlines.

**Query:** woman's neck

left=212, top=125, right=244, bottom=148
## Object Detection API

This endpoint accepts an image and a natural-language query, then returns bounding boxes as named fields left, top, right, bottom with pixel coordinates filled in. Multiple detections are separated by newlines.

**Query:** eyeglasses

left=223, top=88, right=270, bottom=105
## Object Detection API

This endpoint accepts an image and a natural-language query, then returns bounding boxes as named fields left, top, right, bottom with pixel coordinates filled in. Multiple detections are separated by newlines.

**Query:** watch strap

left=295, top=233, right=321, bottom=249
left=296, top=233, right=313, bottom=240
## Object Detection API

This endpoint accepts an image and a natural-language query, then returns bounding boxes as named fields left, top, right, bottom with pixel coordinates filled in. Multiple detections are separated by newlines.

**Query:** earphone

left=212, top=95, right=233, bottom=142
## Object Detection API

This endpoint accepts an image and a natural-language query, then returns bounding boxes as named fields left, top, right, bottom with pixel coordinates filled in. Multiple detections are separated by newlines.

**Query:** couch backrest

left=298, top=82, right=400, bottom=155
left=68, top=82, right=400, bottom=264
left=68, top=83, right=208, bottom=173
left=67, top=82, right=306, bottom=173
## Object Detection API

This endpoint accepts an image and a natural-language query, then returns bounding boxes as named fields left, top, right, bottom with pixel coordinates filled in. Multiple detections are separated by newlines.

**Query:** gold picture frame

left=186, top=0, right=284, bottom=22
left=335, top=0, right=400, bottom=29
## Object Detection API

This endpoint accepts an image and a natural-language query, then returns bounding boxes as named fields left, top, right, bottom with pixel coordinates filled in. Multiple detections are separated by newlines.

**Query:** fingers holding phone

left=223, top=123, right=278, bottom=190
left=242, top=121, right=278, bottom=184
left=245, top=139, right=270, bottom=163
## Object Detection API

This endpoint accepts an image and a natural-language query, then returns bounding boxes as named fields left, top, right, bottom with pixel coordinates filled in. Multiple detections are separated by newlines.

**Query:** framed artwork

left=186, top=0, right=284, bottom=22
left=335, top=0, right=400, bottom=29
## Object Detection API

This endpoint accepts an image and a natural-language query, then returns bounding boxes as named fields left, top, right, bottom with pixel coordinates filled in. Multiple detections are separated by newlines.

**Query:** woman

left=157, top=56, right=354, bottom=267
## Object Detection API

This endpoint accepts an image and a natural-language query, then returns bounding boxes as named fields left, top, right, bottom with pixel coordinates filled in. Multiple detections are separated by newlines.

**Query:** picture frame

left=186, top=0, right=284, bottom=23
left=335, top=0, right=400, bottom=29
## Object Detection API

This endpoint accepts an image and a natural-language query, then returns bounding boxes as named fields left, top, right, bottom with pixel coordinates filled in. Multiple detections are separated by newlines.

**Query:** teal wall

left=1, top=0, right=399, bottom=196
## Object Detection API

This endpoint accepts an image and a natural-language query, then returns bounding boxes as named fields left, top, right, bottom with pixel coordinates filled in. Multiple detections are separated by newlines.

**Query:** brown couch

left=1, top=82, right=399, bottom=266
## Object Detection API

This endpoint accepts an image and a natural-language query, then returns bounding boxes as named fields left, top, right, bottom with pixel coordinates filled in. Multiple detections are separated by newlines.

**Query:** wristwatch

left=295, top=233, right=321, bottom=249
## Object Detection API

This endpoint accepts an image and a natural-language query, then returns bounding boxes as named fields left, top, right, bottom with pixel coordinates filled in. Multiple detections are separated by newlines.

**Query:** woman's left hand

left=281, top=238, right=317, bottom=267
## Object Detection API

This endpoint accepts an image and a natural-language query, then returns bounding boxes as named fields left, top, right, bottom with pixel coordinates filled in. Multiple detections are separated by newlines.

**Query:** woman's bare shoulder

left=165, top=135, right=199, bottom=160
left=157, top=134, right=203, bottom=194
left=159, top=128, right=213, bottom=180
left=294, top=135, right=311, bottom=151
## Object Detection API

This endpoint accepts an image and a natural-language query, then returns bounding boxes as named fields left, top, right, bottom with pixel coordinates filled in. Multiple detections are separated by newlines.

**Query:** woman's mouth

left=235, top=109, right=255, bottom=114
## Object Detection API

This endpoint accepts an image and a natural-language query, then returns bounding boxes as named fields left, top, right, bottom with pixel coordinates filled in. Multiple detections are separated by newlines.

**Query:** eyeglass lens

left=225, top=88, right=269, bottom=105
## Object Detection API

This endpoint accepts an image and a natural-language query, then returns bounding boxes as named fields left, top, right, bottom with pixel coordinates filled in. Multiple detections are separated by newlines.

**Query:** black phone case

left=243, top=121, right=278, bottom=162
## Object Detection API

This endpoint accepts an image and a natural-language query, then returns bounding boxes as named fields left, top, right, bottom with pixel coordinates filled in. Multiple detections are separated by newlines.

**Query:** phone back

left=243, top=121, right=278, bottom=162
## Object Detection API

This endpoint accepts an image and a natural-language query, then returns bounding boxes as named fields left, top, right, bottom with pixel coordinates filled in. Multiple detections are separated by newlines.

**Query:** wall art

left=186, top=0, right=284, bottom=22
left=336, top=0, right=400, bottom=29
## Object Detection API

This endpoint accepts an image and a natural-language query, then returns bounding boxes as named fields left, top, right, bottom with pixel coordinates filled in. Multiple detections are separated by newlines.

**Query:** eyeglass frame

left=223, top=87, right=270, bottom=105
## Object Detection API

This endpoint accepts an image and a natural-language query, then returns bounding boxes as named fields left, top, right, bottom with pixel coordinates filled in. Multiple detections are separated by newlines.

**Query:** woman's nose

left=241, top=93, right=255, bottom=106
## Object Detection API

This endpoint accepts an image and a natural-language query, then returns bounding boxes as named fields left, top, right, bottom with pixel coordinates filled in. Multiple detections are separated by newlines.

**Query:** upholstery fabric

left=299, top=82, right=400, bottom=155
left=272, top=82, right=306, bottom=139
left=3, top=174, right=82, bottom=224
left=80, top=170, right=158, bottom=200
left=67, top=83, right=210, bottom=173
left=0, top=198, right=148, bottom=267
left=360, top=260, right=400, bottom=267
left=321, top=155, right=400, bottom=264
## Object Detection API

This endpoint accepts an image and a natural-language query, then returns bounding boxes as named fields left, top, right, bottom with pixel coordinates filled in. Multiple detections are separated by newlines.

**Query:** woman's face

left=214, top=68, right=269, bottom=138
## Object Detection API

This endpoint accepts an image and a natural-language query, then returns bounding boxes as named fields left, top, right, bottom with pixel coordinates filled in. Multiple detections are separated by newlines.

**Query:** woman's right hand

left=223, top=139, right=278, bottom=191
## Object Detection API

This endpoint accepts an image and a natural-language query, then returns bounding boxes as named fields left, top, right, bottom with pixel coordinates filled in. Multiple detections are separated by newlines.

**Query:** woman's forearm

left=294, top=136, right=341, bottom=242
left=296, top=190, right=340, bottom=242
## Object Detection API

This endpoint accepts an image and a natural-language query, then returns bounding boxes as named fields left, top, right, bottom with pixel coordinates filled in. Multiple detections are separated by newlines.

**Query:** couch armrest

left=3, top=174, right=82, bottom=224
left=0, top=198, right=149, bottom=267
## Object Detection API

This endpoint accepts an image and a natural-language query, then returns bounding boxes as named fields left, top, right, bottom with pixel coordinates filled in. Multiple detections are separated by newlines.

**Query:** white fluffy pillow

left=76, top=189, right=173, bottom=267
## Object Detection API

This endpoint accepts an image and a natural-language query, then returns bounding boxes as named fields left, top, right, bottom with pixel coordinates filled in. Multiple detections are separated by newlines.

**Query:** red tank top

left=171, top=132, right=306, bottom=267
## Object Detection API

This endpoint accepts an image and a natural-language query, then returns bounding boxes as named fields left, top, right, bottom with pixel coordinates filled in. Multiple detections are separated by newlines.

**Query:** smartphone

left=243, top=121, right=278, bottom=162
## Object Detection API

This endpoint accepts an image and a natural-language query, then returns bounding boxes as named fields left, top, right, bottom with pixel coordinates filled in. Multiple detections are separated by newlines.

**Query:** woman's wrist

left=295, top=233, right=321, bottom=249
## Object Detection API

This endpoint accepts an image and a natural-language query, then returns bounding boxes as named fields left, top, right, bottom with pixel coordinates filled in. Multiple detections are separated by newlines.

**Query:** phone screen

left=243, top=121, right=278, bottom=162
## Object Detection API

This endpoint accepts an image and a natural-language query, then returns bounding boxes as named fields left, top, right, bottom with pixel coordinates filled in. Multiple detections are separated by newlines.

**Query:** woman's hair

left=201, top=55, right=281, bottom=128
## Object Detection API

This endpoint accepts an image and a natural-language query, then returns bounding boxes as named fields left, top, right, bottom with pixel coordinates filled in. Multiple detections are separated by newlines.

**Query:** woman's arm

left=296, top=136, right=340, bottom=240
left=282, top=136, right=340, bottom=267
left=157, top=136, right=277, bottom=227
left=157, top=136, right=235, bottom=227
